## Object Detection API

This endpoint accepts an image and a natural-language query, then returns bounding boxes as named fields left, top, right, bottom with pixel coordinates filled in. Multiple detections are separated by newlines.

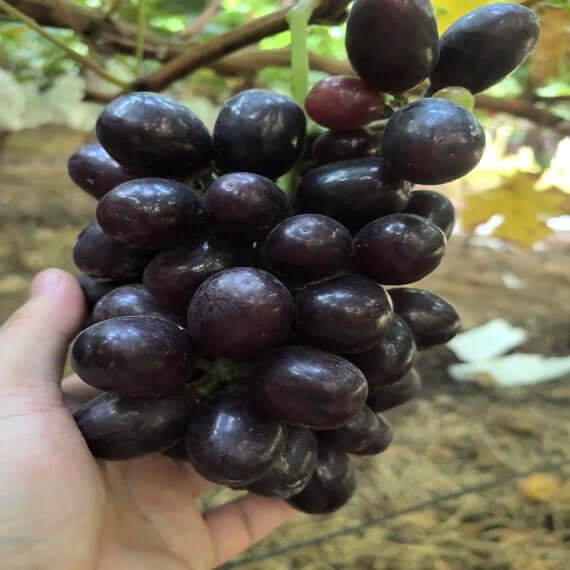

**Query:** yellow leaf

left=432, top=0, right=500, bottom=34
left=519, top=473, right=561, bottom=502
left=459, top=172, right=569, bottom=248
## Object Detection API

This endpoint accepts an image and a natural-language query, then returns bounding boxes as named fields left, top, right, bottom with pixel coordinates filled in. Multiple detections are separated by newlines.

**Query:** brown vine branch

left=179, top=0, right=221, bottom=39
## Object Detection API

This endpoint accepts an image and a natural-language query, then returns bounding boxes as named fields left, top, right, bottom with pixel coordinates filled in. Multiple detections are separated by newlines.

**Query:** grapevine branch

left=179, top=0, right=221, bottom=40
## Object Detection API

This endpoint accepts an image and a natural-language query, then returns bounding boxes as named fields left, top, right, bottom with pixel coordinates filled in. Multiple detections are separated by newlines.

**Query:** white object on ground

left=449, top=354, right=570, bottom=386
left=447, top=318, right=528, bottom=362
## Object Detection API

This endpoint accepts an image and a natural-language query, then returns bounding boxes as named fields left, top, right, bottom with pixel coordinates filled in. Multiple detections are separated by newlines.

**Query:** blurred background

left=0, top=1, right=569, bottom=569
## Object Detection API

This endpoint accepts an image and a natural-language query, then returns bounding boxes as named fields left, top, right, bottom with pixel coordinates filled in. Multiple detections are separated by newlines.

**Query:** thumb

left=0, top=269, right=86, bottom=405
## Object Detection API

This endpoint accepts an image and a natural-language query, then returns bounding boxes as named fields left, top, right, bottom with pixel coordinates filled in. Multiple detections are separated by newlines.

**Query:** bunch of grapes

left=68, top=1, right=539, bottom=514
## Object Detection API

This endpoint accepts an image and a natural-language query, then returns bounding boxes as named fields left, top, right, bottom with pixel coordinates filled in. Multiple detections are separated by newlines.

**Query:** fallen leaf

left=519, top=473, right=561, bottom=502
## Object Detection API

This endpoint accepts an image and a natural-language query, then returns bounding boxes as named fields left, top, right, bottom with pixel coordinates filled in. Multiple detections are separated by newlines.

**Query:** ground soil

left=1, top=127, right=569, bottom=570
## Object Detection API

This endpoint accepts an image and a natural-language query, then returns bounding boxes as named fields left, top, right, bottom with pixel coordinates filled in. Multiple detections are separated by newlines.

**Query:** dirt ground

left=1, top=127, right=569, bottom=570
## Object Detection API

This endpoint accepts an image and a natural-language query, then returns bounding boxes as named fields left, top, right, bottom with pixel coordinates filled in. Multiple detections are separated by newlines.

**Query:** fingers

left=204, top=494, right=297, bottom=566
left=0, top=269, right=85, bottom=406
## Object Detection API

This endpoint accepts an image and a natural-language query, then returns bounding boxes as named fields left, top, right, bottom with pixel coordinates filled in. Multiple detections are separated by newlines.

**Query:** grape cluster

left=68, top=1, right=539, bottom=514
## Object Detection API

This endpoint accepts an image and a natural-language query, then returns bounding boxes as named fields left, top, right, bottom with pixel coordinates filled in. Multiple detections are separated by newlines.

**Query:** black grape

left=73, top=221, right=154, bottom=283
left=214, top=89, right=306, bottom=179
left=92, top=284, right=183, bottom=324
left=251, top=345, right=368, bottom=429
left=263, top=214, right=352, bottom=283
left=97, top=178, right=206, bottom=249
left=74, top=392, right=191, bottom=461
left=295, top=157, right=411, bottom=232
left=389, top=288, right=461, bottom=348
left=382, top=99, right=485, bottom=185
left=367, top=368, right=422, bottom=412
left=304, top=76, right=385, bottom=130
left=163, top=440, right=189, bottom=462
left=348, top=315, right=416, bottom=385
left=404, top=190, right=455, bottom=238
left=353, top=214, right=446, bottom=285
left=319, top=406, right=392, bottom=455
left=288, top=446, right=356, bottom=514
left=430, top=3, right=540, bottom=94
left=312, top=129, right=381, bottom=164
left=187, top=268, right=294, bottom=359
left=96, top=92, right=213, bottom=178
left=345, top=0, right=439, bottom=93
left=143, top=237, right=254, bottom=312
left=67, top=143, right=139, bottom=200
left=71, top=316, right=193, bottom=397
left=205, top=173, right=292, bottom=242
left=185, top=392, right=286, bottom=486
left=295, top=274, right=393, bottom=354
left=247, top=426, right=318, bottom=499
left=76, top=275, right=114, bottom=312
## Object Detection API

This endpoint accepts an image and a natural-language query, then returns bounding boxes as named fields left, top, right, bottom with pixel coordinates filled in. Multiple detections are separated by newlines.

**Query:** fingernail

left=31, top=269, right=62, bottom=297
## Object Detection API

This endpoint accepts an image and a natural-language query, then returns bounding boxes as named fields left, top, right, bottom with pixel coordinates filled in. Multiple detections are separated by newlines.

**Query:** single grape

left=288, top=446, right=356, bottom=514
left=318, top=406, right=392, bottom=455
left=367, top=368, right=421, bottom=412
left=185, top=392, right=286, bottom=486
left=295, top=157, right=411, bottom=232
left=187, top=268, right=294, bottom=359
left=96, top=92, right=213, bottom=177
left=353, top=214, right=446, bottom=285
left=67, top=143, right=139, bottom=200
left=345, top=0, right=439, bottom=93
left=312, top=129, right=381, bottom=164
left=213, top=89, right=306, bottom=179
left=389, top=288, right=461, bottom=348
left=74, top=392, right=191, bottom=461
left=247, top=426, right=318, bottom=499
left=304, top=76, right=385, bottom=130
left=97, top=178, right=206, bottom=249
left=251, top=345, right=368, bottom=429
left=432, top=87, right=475, bottom=111
left=403, top=190, right=455, bottom=239
left=382, top=99, right=486, bottom=185
left=205, top=173, right=292, bottom=242
left=92, top=284, right=183, bottom=324
left=71, top=316, right=193, bottom=397
left=143, top=237, right=254, bottom=312
left=263, top=214, right=352, bottom=283
left=348, top=315, right=416, bottom=385
left=295, top=274, right=393, bottom=354
left=76, top=275, right=114, bottom=312
left=73, top=221, right=154, bottom=283
left=430, top=3, right=540, bottom=94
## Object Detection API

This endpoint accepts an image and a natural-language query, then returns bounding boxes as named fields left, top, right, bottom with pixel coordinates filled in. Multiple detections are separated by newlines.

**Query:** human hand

left=0, top=269, right=295, bottom=570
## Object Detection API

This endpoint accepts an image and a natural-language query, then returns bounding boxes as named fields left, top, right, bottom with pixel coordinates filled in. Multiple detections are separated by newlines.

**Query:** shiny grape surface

left=247, top=426, right=318, bottom=499
left=288, top=446, right=356, bottom=514
left=251, top=346, right=368, bottom=429
left=96, top=92, right=213, bottom=177
left=312, top=129, right=380, bottom=164
left=348, top=315, right=416, bottom=385
left=143, top=238, right=254, bottom=311
left=296, top=158, right=411, bottom=232
left=71, top=316, right=193, bottom=397
left=295, top=274, right=393, bottom=354
left=187, top=267, right=294, bottom=359
left=263, top=214, right=352, bottom=283
left=367, top=368, right=422, bottom=412
left=430, top=3, right=540, bottom=94
left=76, top=275, right=114, bottom=312
left=205, top=173, right=292, bottom=241
left=67, top=143, right=138, bottom=200
left=404, top=190, right=456, bottom=238
left=345, top=0, right=439, bottom=93
left=353, top=214, right=446, bottom=285
left=214, top=89, right=306, bottom=179
left=97, top=178, right=206, bottom=249
left=382, top=99, right=486, bottom=185
left=185, top=392, right=286, bottom=486
left=74, top=392, right=191, bottom=460
left=92, top=284, right=183, bottom=324
left=389, top=288, right=461, bottom=349
left=304, top=76, right=385, bottom=130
